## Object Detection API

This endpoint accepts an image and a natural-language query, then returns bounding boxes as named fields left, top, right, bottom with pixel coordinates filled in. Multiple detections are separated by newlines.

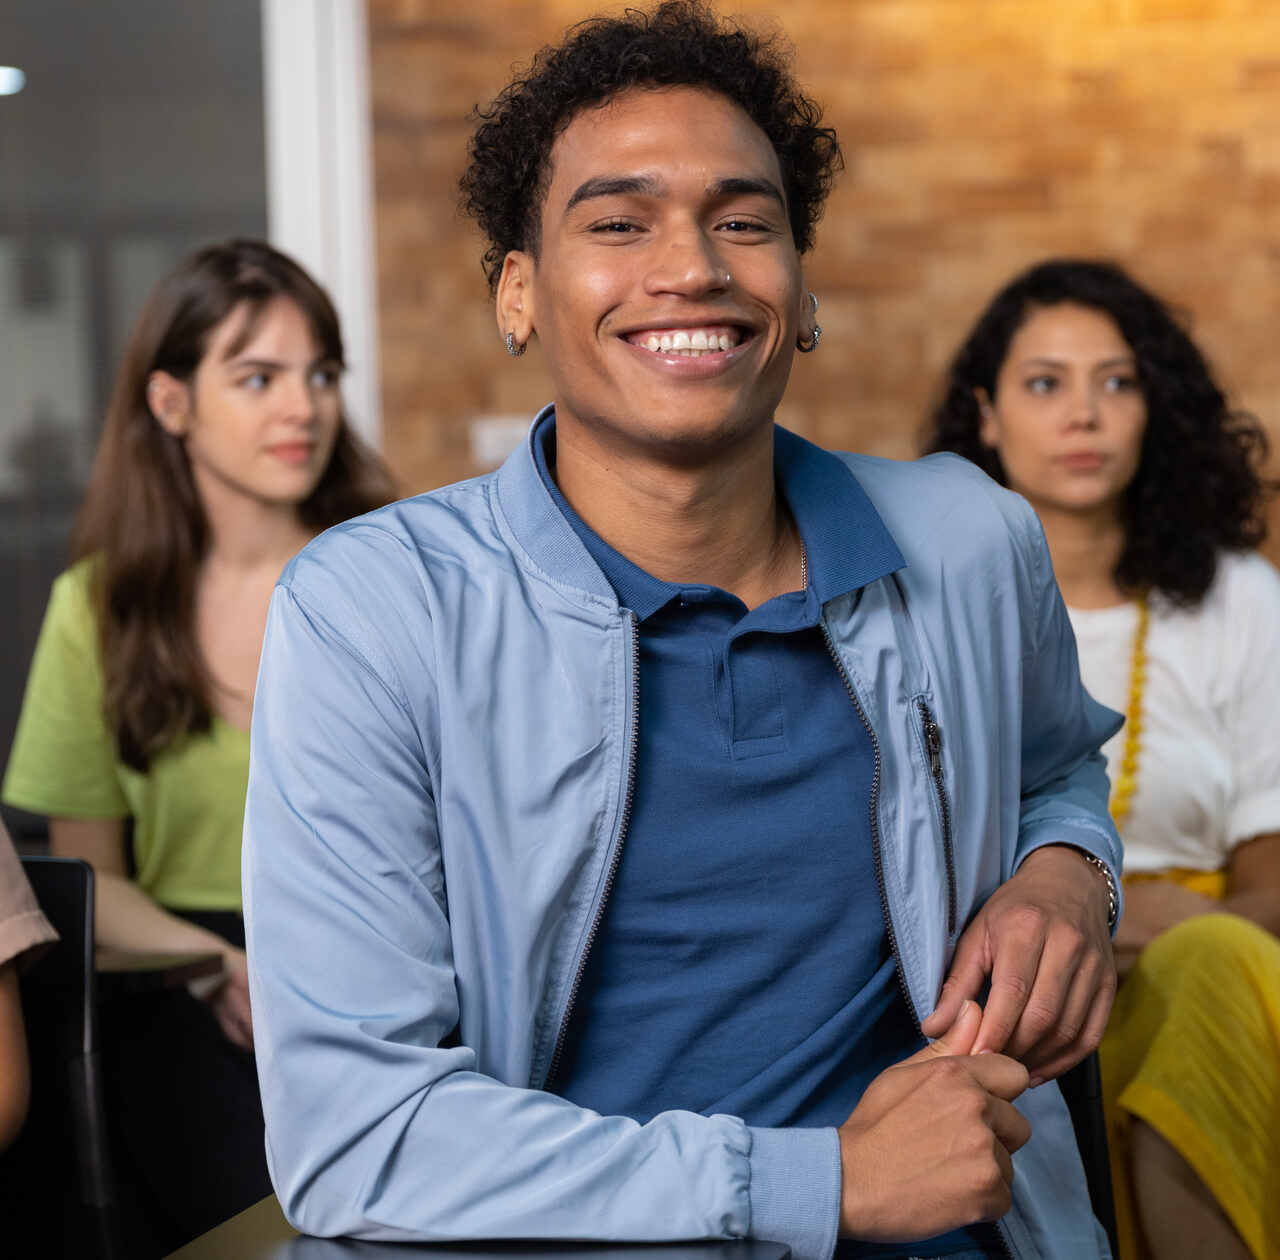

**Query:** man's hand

left=205, top=947, right=255, bottom=1050
left=838, top=1000, right=1030, bottom=1242
left=921, top=845, right=1116, bottom=1085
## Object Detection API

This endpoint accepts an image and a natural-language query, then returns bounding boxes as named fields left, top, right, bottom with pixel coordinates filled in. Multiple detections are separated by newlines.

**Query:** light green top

left=3, top=560, right=249, bottom=910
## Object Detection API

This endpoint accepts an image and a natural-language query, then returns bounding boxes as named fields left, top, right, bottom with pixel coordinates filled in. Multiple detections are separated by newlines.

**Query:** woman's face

left=154, top=295, right=343, bottom=514
left=979, top=302, right=1148, bottom=520
left=500, top=84, right=809, bottom=459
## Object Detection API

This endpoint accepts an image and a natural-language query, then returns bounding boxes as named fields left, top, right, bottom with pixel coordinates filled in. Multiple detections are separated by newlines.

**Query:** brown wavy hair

left=73, top=239, right=396, bottom=771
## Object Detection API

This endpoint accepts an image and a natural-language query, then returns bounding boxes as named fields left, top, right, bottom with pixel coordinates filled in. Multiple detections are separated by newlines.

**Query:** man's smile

left=622, top=324, right=747, bottom=356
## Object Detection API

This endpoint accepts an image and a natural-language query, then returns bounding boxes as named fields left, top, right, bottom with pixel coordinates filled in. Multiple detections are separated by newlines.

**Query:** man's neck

left=1035, top=503, right=1128, bottom=610
left=552, top=417, right=802, bottom=610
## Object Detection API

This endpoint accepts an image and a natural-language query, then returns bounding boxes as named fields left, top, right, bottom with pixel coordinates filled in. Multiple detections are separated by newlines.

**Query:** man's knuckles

left=916, top=1049, right=1029, bottom=1100
left=1000, top=903, right=1051, bottom=939
left=1016, top=998, right=1059, bottom=1039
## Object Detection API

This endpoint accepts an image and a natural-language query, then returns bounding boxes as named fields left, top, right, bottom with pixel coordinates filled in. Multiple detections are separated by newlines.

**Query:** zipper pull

left=920, top=702, right=943, bottom=776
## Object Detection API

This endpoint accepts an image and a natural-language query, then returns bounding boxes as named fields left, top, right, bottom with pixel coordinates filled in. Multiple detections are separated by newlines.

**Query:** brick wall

left=369, top=0, right=1280, bottom=562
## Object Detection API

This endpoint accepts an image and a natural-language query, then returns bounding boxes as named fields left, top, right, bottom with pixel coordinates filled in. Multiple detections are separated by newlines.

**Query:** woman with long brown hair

left=3, top=238, right=394, bottom=1253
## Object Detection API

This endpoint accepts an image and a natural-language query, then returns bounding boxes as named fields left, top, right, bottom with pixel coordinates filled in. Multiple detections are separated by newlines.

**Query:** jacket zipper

left=819, top=623, right=919, bottom=1028
left=823, top=629, right=1016, bottom=1260
left=917, top=699, right=957, bottom=937
left=544, top=611, right=641, bottom=1089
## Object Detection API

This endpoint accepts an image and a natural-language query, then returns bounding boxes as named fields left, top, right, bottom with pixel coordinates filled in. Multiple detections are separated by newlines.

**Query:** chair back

left=19, top=855, right=97, bottom=1053
left=1058, top=1051, right=1119, bottom=1256
left=5, top=856, right=118, bottom=1258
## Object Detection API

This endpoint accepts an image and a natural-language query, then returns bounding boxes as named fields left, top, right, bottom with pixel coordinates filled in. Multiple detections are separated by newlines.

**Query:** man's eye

left=1104, top=374, right=1138, bottom=392
left=720, top=218, right=768, bottom=233
left=242, top=372, right=270, bottom=391
left=310, top=366, right=340, bottom=388
left=1026, top=376, right=1057, bottom=395
left=590, top=219, right=638, bottom=234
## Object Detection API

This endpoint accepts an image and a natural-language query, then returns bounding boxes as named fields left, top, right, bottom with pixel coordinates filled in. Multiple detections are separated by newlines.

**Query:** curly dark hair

left=923, top=259, right=1273, bottom=607
left=459, top=0, right=842, bottom=293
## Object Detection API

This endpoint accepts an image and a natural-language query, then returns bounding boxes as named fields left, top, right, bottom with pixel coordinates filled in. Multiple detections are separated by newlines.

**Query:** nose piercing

left=723, top=271, right=733, bottom=287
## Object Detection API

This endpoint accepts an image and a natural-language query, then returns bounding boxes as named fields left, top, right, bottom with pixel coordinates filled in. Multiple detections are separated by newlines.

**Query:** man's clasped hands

left=836, top=845, right=1115, bottom=1240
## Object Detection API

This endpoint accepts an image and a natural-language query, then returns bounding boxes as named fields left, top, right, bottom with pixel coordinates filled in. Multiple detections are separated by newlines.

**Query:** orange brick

left=370, top=0, right=1280, bottom=490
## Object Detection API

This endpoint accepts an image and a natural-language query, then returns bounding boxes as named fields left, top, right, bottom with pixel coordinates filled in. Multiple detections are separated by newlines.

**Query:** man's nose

left=644, top=225, right=730, bottom=299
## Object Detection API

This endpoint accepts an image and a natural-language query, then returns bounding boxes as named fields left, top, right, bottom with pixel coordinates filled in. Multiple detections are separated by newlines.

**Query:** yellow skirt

left=1100, top=870, right=1280, bottom=1259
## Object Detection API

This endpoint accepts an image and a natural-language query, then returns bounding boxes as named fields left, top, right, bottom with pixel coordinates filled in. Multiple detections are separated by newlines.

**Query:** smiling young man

left=243, top=6, right=1123, bottom=1258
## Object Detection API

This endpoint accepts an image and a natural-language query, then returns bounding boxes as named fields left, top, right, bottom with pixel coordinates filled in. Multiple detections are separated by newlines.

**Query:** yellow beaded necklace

left=1109, top=594, right=1150, bottom=831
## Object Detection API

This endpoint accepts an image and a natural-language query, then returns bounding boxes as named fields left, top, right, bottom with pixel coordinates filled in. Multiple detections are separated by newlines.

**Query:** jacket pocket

left=915, top=697, right=957, bottom=937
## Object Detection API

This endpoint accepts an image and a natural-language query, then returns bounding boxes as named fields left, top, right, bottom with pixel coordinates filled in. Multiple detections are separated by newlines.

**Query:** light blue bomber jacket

left=243, top=414, right=1122, bottom=1260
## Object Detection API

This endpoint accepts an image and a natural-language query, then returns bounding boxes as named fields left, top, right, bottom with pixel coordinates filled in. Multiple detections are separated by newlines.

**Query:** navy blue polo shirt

left=540, top=418, right=996, bottom=1258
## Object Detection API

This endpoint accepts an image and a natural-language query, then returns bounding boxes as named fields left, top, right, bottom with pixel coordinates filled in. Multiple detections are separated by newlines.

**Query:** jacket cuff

left=746, top=1125, right=841, bottom=1260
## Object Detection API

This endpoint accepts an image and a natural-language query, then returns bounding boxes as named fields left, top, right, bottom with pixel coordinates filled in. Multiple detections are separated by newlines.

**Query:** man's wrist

left=1032, top=844, right=1118, bottom=928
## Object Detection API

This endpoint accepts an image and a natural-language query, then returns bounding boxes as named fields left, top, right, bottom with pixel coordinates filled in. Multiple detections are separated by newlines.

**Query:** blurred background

left=3, top=0, right=1279, bottom=768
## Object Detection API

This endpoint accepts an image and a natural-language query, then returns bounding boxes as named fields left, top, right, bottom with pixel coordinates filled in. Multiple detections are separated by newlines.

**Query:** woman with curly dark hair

left=925, top=258, right=1280, bottom=1260
left=245, top=8, right=1124, bottom=1258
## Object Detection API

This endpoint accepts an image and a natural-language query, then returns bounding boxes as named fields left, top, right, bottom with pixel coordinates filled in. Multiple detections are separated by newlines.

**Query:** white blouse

left=1068, top=551, right=1280, bottom=874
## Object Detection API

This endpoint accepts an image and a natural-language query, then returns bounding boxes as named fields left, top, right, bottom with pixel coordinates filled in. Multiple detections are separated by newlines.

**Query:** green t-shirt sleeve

left=3, top=564, right=129, bottom=818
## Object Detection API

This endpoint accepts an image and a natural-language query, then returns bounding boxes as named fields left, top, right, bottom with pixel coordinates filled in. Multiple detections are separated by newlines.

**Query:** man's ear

left=495, top=251, right=536, bottom=354
left=147, top=371, right=193, bottom=437
left=797, top=280, right=816, bottom=339
left=975, top=388, right=999, bottom=449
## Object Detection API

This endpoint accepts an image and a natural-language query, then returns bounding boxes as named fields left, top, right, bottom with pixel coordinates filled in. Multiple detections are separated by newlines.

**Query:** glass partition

left=0, top=0, right=268, bottom=791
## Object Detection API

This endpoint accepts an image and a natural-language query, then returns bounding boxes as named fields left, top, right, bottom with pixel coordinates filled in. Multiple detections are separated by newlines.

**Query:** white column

left=262, top=0, right=382, bottom=448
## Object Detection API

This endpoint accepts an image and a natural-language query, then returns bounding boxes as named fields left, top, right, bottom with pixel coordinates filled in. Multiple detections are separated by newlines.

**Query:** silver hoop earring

left=796, top=292, right=821, bottom=352
left=796, top=323, right=821, bottom=353
left=505, top=331, right=526, bottom=358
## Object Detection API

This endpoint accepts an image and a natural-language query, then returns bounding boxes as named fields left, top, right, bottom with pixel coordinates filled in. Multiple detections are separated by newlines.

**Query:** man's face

left=507, top=85, right=807, bottom=462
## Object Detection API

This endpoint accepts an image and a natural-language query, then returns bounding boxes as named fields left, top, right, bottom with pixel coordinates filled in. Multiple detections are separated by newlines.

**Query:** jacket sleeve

left=243, top=556, right=838, bottom=1255
left=1007, top=499, right=1125, bottom=915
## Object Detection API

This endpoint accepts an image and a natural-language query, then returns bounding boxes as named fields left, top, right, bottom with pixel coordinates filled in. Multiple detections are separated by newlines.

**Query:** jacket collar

left=495, top=404, right=905, bottom=609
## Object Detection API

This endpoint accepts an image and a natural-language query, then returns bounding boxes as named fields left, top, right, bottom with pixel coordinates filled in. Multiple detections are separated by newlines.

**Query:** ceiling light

left=0, top=67, right=26, bottom=96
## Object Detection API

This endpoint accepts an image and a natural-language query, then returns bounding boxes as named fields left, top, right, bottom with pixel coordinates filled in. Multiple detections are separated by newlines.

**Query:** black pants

left=98, top=909, right=272, bottom=1257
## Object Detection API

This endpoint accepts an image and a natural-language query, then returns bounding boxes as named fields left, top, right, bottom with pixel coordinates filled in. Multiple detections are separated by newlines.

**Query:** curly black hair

left=459, top=1, right=842, bottom=293
left=923, top=259, right=1273, bottom=607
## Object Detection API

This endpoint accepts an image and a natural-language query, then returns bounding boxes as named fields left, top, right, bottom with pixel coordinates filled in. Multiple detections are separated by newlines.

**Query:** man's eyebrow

left=564, top=175, right=664, bottom=214
left=708, top=176, right=786, bottom=209
left=562, top=173, right=787, bottom=215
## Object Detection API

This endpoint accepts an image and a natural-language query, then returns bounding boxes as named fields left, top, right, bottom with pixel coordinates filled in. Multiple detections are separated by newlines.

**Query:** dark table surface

left=167, top=1196, right=792, bottom=1260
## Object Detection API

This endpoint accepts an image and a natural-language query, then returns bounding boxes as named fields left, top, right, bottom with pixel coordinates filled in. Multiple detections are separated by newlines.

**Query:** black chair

left=2, top=856, right=118, bottom=1258
left=1059, top=1051, right=1119, bottom=1257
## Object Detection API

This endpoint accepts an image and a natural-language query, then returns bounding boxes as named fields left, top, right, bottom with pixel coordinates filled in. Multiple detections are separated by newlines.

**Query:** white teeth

left=633, top=328, right=741, bottom=354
